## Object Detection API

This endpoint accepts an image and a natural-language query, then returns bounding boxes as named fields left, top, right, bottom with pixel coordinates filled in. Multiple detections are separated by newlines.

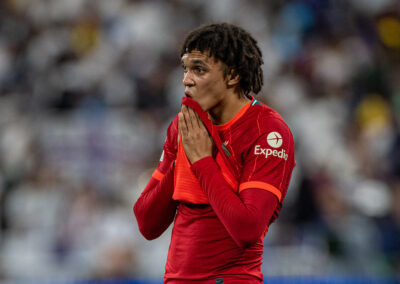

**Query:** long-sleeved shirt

left=134, top=97, right=295, bottom=283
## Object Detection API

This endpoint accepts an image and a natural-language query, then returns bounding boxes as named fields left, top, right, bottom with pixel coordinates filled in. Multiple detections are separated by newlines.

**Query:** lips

left=185, top=91, right=192, bottom=98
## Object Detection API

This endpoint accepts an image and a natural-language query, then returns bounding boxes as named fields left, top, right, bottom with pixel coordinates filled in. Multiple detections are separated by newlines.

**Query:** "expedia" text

left=254, top=145, right=288, bottom=161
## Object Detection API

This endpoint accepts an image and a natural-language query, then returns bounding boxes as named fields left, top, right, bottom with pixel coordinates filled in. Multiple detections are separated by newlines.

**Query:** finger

left=180, top=105, right=190, bottom=130
left=182, top=106, right=194, bottom=131
left=187, top=107, right=201, bottom=129
left=178, top=111, right=187, bottom=137
left=195, top=112, right=208, bottom=132
left=192, top=110, right=209, bottom=138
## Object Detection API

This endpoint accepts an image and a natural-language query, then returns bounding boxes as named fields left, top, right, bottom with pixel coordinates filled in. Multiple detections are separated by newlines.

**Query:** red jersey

left=134, top=97, right=295, bottom=283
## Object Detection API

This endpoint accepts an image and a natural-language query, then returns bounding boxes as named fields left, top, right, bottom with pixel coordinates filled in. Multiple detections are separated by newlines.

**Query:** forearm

left=191, top=157, right=278, bottom=248
left=134, top=165, right=177, bottom=240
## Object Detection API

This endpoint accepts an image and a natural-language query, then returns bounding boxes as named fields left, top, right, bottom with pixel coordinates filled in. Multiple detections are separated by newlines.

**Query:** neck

left=209, top=92, right=251, bottom=125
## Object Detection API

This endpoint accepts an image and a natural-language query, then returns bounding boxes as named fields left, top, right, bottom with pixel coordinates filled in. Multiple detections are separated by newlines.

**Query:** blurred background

left=0, top=0, right=399, bottom=283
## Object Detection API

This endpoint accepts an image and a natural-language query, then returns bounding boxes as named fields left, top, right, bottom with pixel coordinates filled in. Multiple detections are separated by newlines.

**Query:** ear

left=226, top=71, right=240, bottom=87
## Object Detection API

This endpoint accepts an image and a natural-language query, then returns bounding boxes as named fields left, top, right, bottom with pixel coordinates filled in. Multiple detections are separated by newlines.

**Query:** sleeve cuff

left=191, top=156, right=217, bottom=176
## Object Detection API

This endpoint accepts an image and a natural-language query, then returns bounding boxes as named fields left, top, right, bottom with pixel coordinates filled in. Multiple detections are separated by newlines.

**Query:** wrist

left=191, top=156, right=214, bottom=167
left=191, top=156, right=218, bottom=182
left=190, top=155, right=212, bottom=164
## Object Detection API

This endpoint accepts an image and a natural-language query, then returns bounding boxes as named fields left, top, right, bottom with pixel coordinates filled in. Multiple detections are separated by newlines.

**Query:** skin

left=179, top=50, right=250, bottom=164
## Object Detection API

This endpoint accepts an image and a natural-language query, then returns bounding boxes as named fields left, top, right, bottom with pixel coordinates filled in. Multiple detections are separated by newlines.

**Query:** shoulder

left=241, top=101, right=293, bottom=140
left=227, top=101, right=293, bottom=159
left=241, top=103, right=295, bottom=163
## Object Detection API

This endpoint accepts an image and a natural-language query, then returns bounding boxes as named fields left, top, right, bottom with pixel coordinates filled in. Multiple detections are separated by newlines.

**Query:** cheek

left=203, top=76, right=224, bottom=95
left=195, top=74, right=226, bottom=107
left=200, top=84, right=219, bottom=102
left=200, top=88, right=224, bottom=110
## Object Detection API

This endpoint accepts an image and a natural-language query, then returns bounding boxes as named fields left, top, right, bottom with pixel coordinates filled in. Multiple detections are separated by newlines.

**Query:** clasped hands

left=178, top=105, right=213, bottom=164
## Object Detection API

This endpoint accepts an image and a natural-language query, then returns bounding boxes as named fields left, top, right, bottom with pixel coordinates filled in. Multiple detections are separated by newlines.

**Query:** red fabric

left=164, top=157, right=278, bottom=283
left=133, top=164, right=177, bottom=240
left=166, top=275, right=261, bottom=284
left=134, top=97, right=296, bottom=282
left=172, top=97, right=243, bottom=204
left=191, top=156, right=278, bottom=248
left=181, top=97, right=241, bottom=179
left=173, top=138, right=239, bottom=204
left=173, top=135, right=209, bottom=204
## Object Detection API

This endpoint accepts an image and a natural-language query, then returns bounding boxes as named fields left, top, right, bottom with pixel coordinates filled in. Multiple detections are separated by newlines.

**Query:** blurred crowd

left=0, top=0, right=399, bottom=282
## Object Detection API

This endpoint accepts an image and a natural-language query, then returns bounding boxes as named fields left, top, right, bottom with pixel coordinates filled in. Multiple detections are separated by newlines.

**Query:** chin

left=189, top=97, right=209, bottom=112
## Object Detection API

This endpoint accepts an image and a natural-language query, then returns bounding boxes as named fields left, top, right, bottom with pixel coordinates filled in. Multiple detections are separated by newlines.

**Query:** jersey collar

left=214, top=96, right=255, bottom=131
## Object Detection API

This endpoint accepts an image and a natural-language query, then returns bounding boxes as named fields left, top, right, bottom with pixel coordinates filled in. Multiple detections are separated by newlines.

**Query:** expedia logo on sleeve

left=254, top=132, right=288, bottom=160
left=267, top=132, right=283, bottom=148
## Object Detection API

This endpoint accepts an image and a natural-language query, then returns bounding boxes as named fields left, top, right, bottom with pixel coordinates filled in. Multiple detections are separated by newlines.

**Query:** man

left=134, top=23, right=295, bottom=283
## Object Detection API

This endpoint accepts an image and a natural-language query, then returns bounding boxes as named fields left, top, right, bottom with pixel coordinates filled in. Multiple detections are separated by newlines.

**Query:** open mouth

left=185, top=92, right=192, bottom=98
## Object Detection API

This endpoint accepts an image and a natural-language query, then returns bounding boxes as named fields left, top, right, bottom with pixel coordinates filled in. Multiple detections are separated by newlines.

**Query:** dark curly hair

left=180, top=23, right=264, bottom=95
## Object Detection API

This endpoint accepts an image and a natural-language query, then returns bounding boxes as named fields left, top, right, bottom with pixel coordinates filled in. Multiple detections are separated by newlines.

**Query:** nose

left=183, top=70, right=195, bottom=87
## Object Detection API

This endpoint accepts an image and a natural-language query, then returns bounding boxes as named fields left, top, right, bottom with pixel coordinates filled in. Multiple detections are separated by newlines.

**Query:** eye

left=194, top=66, right=204, bottom=74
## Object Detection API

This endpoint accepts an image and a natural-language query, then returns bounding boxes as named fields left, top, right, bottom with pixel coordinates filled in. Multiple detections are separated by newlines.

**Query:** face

left=181, top=50, right=229, bottom=112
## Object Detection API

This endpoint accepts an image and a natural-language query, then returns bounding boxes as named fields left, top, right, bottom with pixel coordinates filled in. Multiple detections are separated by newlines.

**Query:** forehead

left=181, top=50, right=217, bottom=65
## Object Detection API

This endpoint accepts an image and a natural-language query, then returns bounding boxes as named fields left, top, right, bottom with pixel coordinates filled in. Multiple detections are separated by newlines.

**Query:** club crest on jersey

left=254, top=132, right=288, bottom=160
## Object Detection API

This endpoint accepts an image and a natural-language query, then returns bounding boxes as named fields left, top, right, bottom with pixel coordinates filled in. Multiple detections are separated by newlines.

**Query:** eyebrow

left=181, top=59, right=209, bottom=67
